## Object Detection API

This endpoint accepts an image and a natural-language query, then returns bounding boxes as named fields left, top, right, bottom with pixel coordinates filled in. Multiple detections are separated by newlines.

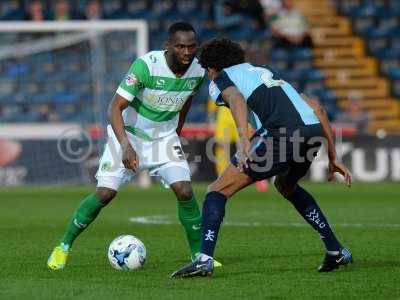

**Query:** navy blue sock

left=200, top=191, right=227, bottom=257
left=287, top=186, right=342, bottom=252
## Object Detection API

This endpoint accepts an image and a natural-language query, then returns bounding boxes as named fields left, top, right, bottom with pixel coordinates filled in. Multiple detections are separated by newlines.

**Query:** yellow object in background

left=213, top=104, right=239, bottom=177
left=209, top=99, right=268, bottom=190
left=215, top=106, right=239, bottom=143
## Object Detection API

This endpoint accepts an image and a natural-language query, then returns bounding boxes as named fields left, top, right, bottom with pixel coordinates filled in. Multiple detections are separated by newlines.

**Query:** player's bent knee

left=95, top=187, right=117, bottom=205
left=207, top=182, right=216, bottom=194
left=171, top=181, right=193, bottom=201
left=207, top=181, right=223, bottom=195
left=274, top=176, right=296, bottom=199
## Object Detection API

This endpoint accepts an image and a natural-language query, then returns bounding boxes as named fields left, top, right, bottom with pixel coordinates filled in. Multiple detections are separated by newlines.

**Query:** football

left=107, top=235, right=146, bottom=270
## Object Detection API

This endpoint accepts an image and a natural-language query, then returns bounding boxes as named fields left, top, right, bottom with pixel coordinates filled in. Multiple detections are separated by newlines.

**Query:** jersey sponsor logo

left=155, top=95, right=185, bottom=107
left=125, top=73, right=138, bottom=86
left=156, top=78, right=166, bottom=88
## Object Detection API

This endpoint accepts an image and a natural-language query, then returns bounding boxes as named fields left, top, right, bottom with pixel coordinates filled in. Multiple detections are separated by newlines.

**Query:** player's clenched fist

left=237, top=137, right=251, bottom=172
left=122, top=144, right=139, bottom=172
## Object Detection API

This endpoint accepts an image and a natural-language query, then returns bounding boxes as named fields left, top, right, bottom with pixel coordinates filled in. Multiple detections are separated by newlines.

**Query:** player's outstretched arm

left=302, top=93, right=352, bottom=187
left=108, top=94, right=138, bottom=172
left=221, top=86, right=251, bottom=172
left=176, top=96, right=193, bottom=136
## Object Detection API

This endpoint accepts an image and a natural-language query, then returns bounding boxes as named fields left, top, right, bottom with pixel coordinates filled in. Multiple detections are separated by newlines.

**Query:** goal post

left=0, top=20, right=148, bottom=125
left=0, top=20, right=149, bottom=186
left=0, top=20, right=148, bottom=56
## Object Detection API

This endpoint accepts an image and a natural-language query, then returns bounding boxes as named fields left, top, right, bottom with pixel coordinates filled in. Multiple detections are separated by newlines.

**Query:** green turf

left=0, top=182, right=399, bottom=299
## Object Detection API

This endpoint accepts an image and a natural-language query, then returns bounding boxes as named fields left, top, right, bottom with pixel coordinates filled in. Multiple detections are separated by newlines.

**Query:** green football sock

left=61, top=193, right=105, bottom=248
left=177, top=195, right=202, bottom=257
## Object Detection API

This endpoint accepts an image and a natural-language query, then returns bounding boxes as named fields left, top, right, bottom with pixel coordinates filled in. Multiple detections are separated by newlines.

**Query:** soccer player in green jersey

left=48, top=22, right=220, bottom=270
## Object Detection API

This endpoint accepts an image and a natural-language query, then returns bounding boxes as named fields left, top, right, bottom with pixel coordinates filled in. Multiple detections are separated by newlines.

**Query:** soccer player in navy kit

left=171, top=38, right=353, bottom=278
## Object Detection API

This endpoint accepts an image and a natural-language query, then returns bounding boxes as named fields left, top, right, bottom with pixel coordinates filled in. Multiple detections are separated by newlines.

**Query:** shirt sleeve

left=208, top=70, right=236, bottom=107
left=213, top=70, right=235, bottom=93
left=209, top=81, right=227, bottom=107
left=116, top=58, right=150, bottom=101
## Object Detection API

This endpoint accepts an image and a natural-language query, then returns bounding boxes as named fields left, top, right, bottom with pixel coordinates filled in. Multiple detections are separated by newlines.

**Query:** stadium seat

left=292, top=48, right=314, bottom=61
left=324, top=0, right=400, bottom=131
left=388, top=68, right=400, bottom=80
left=0, top=0, right=393, bottom=128
left=224, top=26, right=253, bottom=41
left=199, top=28, right=219, bottom=41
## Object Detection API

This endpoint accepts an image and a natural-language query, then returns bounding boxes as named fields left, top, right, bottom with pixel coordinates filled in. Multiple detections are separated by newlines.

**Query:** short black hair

left=168, top=22, right=196, bottom=38
left=198, top=38, right=245, bottom=71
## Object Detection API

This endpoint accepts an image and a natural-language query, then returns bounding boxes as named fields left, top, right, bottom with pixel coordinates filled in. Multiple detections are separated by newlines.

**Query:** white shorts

left=95, top=125, right=191, bottom=191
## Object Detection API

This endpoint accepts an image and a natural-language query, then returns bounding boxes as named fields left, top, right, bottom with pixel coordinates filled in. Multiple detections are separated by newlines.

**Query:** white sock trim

left=198, top=253, right=213, bottom=262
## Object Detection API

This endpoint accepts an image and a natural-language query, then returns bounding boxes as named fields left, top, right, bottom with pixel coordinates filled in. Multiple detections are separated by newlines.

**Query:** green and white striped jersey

left=116, top=50, right=205, bottom=141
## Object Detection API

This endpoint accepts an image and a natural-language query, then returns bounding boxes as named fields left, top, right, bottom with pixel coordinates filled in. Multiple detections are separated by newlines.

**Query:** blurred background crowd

left=0, top=0, right=399, bottom=136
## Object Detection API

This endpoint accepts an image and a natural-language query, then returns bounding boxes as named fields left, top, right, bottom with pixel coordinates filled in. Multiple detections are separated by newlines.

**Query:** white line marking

left=128, top=215, right=400, bottom=228
left=129, top=215, right=173, bottom=225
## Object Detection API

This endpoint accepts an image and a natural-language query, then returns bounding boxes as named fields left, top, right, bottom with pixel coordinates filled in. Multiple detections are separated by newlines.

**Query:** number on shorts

left=173, top=146, right=185, bottom=160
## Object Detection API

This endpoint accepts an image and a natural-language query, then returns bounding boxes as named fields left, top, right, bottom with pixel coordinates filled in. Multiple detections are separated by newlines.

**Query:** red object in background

left=87, top=125, right=105, bottom=140
left=0, top=139, right=22, bottom=167
left=180, top=124, right=214, bottom=139
left=256, top=180, right=269, bottom=192
left=332, top=126, right=357, bottom=137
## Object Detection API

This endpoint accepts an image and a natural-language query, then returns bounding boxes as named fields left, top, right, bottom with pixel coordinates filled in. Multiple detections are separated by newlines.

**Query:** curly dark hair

left=198, top=38, right=245, bottom=71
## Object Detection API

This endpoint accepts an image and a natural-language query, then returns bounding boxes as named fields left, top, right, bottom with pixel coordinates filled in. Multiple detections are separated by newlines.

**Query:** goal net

left=0, top=21, right=148, bottom=186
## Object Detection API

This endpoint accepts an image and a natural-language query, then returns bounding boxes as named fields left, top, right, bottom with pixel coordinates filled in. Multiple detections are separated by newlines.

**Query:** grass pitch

left=0, top=182, right=399, bottom=299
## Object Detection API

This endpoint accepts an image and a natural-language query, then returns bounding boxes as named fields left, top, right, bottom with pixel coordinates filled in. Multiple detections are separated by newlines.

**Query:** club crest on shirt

left=125, top=73, right=138, bottom=86
left=185, top=79, right=198, bottom=90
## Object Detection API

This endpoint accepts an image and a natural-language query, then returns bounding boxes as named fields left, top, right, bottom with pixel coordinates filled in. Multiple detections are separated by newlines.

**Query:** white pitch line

left=128, top=216, right=400, bottom=229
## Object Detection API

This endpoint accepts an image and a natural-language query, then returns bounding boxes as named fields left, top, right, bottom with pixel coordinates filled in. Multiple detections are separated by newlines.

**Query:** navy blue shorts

left=231, top=124, right=323, bottom=183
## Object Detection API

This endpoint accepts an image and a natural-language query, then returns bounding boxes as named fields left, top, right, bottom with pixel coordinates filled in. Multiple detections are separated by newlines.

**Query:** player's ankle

left=60, top=242, right=70, bottom=251
left=198, top=253, right=212, bottom=262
